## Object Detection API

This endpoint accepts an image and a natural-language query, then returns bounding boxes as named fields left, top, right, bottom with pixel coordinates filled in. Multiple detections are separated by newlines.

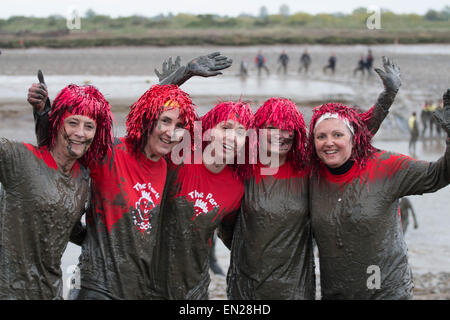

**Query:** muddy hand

left=187, top=52, right=233, bottom=77
left=155, top=56, right=182, bottom=81
left=432, top=89, right=450, bottom=135
left=373, top=56, right=401, bottom=112
left=374, top=56, right=401, bottom=93
left=27, top=70, right=48, bottom=113
left=37, top=69, right=47, bottom=89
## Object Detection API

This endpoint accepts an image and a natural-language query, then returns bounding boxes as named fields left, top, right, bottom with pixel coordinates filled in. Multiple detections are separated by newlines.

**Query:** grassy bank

left=1, top=8, right=449, bottom=48
left=1, top=28, right=450, bottom=48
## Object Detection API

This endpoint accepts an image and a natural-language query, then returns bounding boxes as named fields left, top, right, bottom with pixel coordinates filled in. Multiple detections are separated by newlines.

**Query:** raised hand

left=27, top=70, right=48, bottom=113
left=156, top=52, right=233, bottom=86
left=373, top=56, right=401, bottom=112
left=433, top=89, right=450, bottom=135
left=155, top=56, right=181, bottom=82
left=186, top=52, right=232, bottom=77
left=374, top=56, right=401, bottom=93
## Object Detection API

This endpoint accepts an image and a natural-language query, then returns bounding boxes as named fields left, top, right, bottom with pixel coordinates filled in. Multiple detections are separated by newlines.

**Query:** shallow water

left=0, top=74, right=355, bottom=104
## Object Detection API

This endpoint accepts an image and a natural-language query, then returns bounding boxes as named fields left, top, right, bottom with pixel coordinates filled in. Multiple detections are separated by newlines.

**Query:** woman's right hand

left=27, top=83, right=48, bottom=113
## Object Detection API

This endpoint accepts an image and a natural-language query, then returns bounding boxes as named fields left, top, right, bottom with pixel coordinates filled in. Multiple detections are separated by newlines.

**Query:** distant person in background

left=408, top=112, right=419, bottom=155
left=421, top=101, right=432, bottom=138
left=323, top=53, right=336, bottom=75
left=365, top=49, right=374, bottom=76
left=255, top=51, right=270, bottom=76
left=399, top=198, right=418, bottom=234
left=353, top=55, right=366, bottom=76
left=299, top=49, right=311, bottom=74
left=435, top=99, right=444, bottom=137
left=428, top=101, right=437, bottom=137
left=277, top=50, right=289, bottom=75
left=240, top=59, right=249, bottom=77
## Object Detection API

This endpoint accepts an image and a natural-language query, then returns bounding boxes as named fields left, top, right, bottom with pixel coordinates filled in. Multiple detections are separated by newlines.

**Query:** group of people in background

left=240, top=49, right=375, bottom=77
left=353, top=50, right=374, bottom=77
left=408, top=98, right=445, bottom=155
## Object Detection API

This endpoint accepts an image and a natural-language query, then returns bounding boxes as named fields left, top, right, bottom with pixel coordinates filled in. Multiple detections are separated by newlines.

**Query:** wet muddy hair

left=307, top=103, right=377, bottom=173
left=200, top=100, right=255, bottom=178
left=47, top=84, right=113, bottom=166
left=125, top=84, right=197, bottom=155
left=255, top=97, right=308, bottom=172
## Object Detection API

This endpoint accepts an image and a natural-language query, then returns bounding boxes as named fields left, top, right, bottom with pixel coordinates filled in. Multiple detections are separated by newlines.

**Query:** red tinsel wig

left=200, top=100, right=255, bottom=177
left=46, top=84, right=113, bottom=167
left=125, top=84, right=197, bottom=155
left=255, top=97, right=308, bottom=172
left=307, top=102, right=377, bottom=174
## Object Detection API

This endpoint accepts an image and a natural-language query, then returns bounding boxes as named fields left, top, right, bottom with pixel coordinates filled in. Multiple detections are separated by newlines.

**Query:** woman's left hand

left=374, top=56, right=401, bottom=94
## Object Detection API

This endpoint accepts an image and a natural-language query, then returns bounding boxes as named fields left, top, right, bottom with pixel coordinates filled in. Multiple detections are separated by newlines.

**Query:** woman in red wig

left=151, top=101, right=254, bottom=300
left=225, top=97, right=316, bottom=299
left=307, top=90, right=450, bottom=299
left=0, top=84, right=113, bottom=299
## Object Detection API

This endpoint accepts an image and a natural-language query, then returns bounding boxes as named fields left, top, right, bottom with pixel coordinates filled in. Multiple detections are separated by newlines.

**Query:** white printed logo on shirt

left=187, top=190, right=218, bottom=220
left=132, top=182, right=160, bottom=233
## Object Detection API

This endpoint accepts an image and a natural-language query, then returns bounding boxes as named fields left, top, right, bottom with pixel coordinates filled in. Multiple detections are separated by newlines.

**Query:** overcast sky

left=1, top=0, right=449, bottom=18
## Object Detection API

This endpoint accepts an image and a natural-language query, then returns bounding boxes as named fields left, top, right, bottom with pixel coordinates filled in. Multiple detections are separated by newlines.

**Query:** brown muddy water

left=0, top=44, right=449, bottom=299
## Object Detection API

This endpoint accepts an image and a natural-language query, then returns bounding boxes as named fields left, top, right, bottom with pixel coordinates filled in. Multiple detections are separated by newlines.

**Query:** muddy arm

left=33, top=99, right=51, bottom=147
left=217, top=209, right=239, bottom=250
left=362, top=56, right=401, bottom=135
left=28, top=70, right=51, bottom=146
left=156, top=52, right=232, bottom=86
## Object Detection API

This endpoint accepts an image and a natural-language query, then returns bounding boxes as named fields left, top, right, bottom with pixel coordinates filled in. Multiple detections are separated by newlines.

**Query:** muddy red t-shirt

left=310, top=144, right=450, bottom=299
left=0, top=139, right=89, bottom=299
left=78, top=137, right=166, bottom=299
left=227, top=161, right=315, bottom=300
left=152, top=162, right=244, bottom=299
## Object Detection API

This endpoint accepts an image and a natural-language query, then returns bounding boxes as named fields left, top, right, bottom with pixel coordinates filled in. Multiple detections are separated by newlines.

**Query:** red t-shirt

left=153, top=162, right=244, bottom=299
left=79, top=137, right=167, bottom=299
left=88, top=137, right=166, bottom=233
left=173, top=162, right=243, bottom=222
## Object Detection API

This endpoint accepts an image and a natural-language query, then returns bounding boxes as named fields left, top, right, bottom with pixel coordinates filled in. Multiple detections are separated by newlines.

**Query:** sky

left=1, top=0, right=449, bottom=19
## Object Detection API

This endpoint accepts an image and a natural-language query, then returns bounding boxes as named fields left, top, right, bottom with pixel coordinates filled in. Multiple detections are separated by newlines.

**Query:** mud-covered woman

left=150, top=101, right=254, bottom=299
left=307, top=90, right=450, bottom=299
left=0, top=84, right=113, bottom=299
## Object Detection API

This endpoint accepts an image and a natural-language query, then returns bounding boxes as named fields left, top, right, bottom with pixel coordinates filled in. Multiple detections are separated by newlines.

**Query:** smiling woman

left=52, top=115, right=97, bottom=174
left=144, top=108, right=185, bottom=161
left=307, top=96, right=450, bottom=299
left=150, top=100, right=254, bottom=300
left=0, top=84, right=113, bottom=299
left=313, top=117, right=354, bottom=169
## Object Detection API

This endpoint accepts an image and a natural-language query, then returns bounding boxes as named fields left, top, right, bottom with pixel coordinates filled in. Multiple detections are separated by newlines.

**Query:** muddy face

left=56, top=114, right=96, bottom=160
left=207, top=119, right=247, bottom=164
left=145, top=108, right=185, bottom=159
left=261, top=124, right=294, bottom=161
left=314, top=118, right=353, bottom=168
